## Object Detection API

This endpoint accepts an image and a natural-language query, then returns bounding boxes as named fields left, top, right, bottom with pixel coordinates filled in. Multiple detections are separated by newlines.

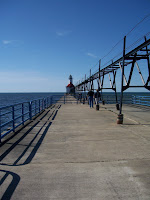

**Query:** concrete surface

left=0, top=98, right=150, bottom=200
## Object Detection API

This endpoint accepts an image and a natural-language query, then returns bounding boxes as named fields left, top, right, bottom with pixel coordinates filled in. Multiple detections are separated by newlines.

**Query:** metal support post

left=112, top=70, right=119, bottom=110
left=98, top=60, right=104, bottom=104
left=101, top=72, right=105, bottom=105
left=98, top=59, right=101, bottom=90
left=92, top=77, right=94, bottom=91
left=90, top=69, right=92, bottom=90
left=117, top=36, right=126, bottom=124
left=83, top=74, right=86, bottom=104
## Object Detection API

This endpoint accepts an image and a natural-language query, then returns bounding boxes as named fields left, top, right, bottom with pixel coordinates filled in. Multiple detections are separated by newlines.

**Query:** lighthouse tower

left=66, top=75, right=75, bottom=94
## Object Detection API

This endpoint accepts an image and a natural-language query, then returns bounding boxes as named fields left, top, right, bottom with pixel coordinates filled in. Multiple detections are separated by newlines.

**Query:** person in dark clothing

left=87, top=90, right=94, bottom=108
left=79, top=93, right=82, bottom=102
left=94, top=89, right=101, bottom=105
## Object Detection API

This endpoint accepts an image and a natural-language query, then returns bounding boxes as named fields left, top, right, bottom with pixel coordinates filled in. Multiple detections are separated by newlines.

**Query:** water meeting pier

left=0, top=95, right=150, bottom=199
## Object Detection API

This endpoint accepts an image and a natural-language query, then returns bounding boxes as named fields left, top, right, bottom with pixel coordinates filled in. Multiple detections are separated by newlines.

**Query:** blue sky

left=0, top=0, right=150, bottom=92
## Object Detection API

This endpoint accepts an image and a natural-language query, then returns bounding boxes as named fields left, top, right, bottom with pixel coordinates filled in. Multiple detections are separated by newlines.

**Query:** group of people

left=87, top=89, right=101, bottom=108
left=77, top=90, right=101, bottom=108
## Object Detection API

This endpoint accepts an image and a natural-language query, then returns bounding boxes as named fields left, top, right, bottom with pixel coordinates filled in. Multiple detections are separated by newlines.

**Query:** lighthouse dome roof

left=66, top=83, right=74, bottom=88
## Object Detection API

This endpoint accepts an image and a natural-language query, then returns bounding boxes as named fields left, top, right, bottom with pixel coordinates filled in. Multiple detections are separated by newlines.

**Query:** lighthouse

left=66, top=75, right=75, bottom=94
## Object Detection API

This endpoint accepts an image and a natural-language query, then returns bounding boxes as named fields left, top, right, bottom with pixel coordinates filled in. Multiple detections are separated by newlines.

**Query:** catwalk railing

left=76, top=93, right=150, bottom=105
left=132, top=95, right=150, bottom=106
left=0, top=95, right=63, bottom=142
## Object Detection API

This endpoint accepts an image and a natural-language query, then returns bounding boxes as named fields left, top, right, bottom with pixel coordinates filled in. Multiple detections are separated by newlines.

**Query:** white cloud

left=2, top=40, right=24, bottom=46
left=2, top=40, right=13, bottom=45
left=56, top=32, right=64, bottom=36
left=86, top=52, right=97, bottom=58
left=56, top=30, right=72, bottom=37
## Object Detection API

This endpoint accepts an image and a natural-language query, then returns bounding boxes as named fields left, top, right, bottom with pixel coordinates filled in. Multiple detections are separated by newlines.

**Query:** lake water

left=0, top=92, right=65, bottom=107
left=0, top=92, right=149, bottom=108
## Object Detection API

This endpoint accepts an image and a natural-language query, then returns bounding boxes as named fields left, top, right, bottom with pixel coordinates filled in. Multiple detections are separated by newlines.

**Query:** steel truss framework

left=75, top=36, right=150, bottom=116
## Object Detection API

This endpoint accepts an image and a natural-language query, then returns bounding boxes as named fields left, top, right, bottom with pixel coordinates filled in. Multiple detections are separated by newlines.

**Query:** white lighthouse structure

left=66, top=75, right=75, bottom=94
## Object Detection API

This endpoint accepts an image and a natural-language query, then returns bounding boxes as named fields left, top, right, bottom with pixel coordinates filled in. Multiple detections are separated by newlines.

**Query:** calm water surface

left=0, top=93, right=64, bottom=107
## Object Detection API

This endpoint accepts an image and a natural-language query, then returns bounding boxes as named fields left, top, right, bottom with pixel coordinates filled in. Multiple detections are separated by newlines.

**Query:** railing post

left=29, top=102, right=32, bottom=120
left=43, top=99, right=45, bottom=109
left=12, top=106, right=15, bottom=132
left=139, top=96, right=141, bottom=105
left=49, top=96, right=51, bottom=106
left=39, top=99, right=41, bottom=113
left=134, top=96, right=136, bottom=104
left=64, top=95, right=66, bottom=104
left=42, top=99, right=44, bottom=110
left=35, top=100, right=37, bottom=115
left=48, top=97, right=49, bottom=107
left=44, top=98, right=47, bottom=108
left=51, top=96, right=53, bottom=105
left=42, top=99, right=45, bottom=110
left=0, top=110, right=1, bottom=143
left=46, top=98, right=47, bottom=108
left=47, top=97, right=49, bottom=107
left=132, top=95, right=133, bottom=104
left=22, top=103, right=24, bottom=125
left=46, top=97, right=48, bottom=108
left=49, top=96, right=50, bottom=106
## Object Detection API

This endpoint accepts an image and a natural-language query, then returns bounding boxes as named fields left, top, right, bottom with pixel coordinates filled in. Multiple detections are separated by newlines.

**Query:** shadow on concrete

left=23, top=122, right=52, bottom=165
left=40, top=105, right=56, bottom=120
left=127, top=104, right=150, bottom=111
left=0, top=170, right=20, bottom=200
left=122, top=123, right=150, bottom=126
left=0, top=108, right=52, bottom=147
left=0, top=105, right=61, bottom=166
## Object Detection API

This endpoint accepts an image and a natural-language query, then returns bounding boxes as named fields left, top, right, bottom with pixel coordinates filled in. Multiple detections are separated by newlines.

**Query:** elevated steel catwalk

left=75, top=36, right=150, bottom=123
left=75, top=38, right=150, bottom=90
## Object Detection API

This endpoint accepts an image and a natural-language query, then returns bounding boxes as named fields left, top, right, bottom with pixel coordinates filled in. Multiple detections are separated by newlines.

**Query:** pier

left=0, top=96, right=150, bottom=199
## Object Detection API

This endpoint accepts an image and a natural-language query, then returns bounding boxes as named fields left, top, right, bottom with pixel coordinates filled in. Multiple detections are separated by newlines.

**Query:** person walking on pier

left=78, top=93, right=82, bottom=103
left=87, top=90, right=94, bottom=108
left=95, top=89, right=101, bottom=105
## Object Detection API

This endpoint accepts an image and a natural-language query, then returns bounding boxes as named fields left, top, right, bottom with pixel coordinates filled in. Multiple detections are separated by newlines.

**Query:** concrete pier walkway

left=0, top=99, right=150, bottom=199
